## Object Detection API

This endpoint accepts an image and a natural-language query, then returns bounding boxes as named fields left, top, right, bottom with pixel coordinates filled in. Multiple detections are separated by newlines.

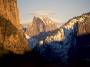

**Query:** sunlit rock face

left=65, top=12, right=90, bottom=35
left=33, top=22, right=78, bottom=63
left=28, top=14, right=79, bottom=47
left=45, top=28, right=64, bottom=43
left=29, top=12, right=90, bottom=48
left=77, top=13, right=90, bottom=35
left=31, top=12, right=90, bottom=63
left=27, top=16, right=58, bottom=37
left=0, top=0, right=29, bottom=55
left=0, top=0, right=20, bottom=29
left=45, top=12, right=90, bottom=44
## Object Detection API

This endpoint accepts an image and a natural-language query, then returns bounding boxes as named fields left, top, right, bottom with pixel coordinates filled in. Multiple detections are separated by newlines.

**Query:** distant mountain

left=27, top=16, right=58, bottom=37
left=28, top=12, right=90, bottom=48
left=28, top=12, right=90, bottom=64
left=28, top=12, right=90, bottom=47
left=44, top=12, right=90, bottom=43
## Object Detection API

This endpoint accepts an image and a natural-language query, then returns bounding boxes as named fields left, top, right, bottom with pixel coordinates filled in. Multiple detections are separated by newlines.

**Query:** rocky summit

left=28, top=12, right=90, bottom=48
left=0, top=0, right=29, bottom=55
left=27, top=16, right=58, bottom=37
left=29, top=12, right=90, bottom=64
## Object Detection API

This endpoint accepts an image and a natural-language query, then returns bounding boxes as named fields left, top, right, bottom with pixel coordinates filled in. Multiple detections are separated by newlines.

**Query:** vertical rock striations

left=0, top=0, right=29, bottom=55
left=0, top=0, right=20, bottom=28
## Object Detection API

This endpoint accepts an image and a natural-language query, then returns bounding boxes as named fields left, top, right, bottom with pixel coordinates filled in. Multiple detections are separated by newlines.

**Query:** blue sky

left=17, top=0, right=90, bottom=24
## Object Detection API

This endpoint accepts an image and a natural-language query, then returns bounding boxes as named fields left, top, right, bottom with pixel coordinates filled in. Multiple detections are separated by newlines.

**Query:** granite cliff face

left=0, top=0, right=20, bottom=28
left=28, top=12, right=90, bottom=48
left=0, top=0, right=29, bottom=55
left=30, top=12, right=90, bottom=64
left=77, top=12, right=90, bottom=35
left=27, top=16, right=58, bottom=37
left=27, top=16, right=59, bottom=48
left=64, top=12, right=90, bottom=35
left=45, top=12, right=90, bottom=43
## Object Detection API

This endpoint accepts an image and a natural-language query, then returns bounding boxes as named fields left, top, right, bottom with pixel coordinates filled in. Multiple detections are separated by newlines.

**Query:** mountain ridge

left=26, top=16, right=58, bottom=37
